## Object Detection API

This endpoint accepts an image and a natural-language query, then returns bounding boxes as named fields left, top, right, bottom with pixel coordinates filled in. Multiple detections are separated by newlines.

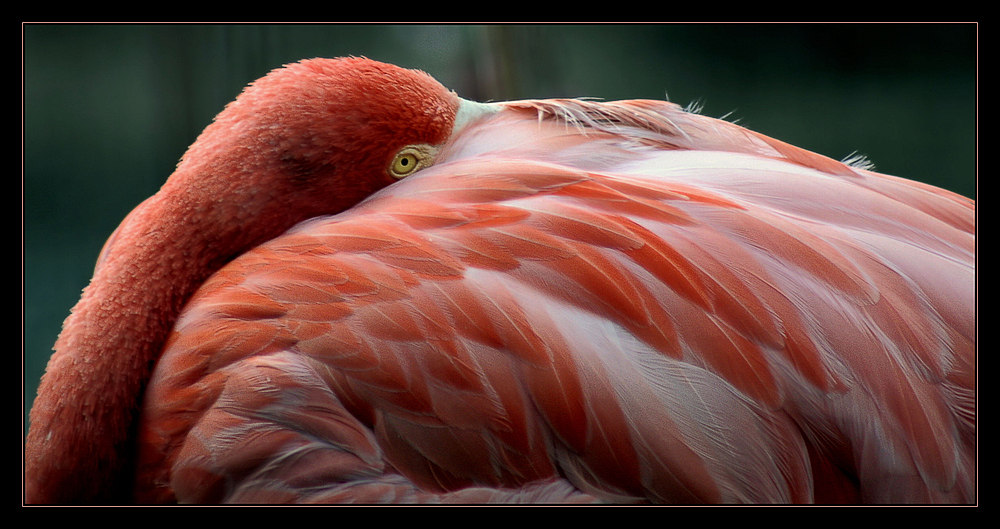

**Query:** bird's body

left=26, top=58, right=976, bottom=504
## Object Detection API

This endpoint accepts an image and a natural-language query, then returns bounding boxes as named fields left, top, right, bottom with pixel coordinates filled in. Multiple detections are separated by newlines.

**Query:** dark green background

left=23, top=24, right=977, bottom=434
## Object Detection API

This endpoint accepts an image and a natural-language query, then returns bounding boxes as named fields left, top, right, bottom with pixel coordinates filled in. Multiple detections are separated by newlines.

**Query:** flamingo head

left=167, top=57, right=495, bottom=230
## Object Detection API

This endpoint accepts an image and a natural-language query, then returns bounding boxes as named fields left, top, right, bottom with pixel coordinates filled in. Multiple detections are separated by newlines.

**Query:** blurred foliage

left=23, top=23, right=976, bottom=432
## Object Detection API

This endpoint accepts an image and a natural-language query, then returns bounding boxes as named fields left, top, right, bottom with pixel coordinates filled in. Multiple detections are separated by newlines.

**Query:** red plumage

left=27, top=58, right=975, bottom=504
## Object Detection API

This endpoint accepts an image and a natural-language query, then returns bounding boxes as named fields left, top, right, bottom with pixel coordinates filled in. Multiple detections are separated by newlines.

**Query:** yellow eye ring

left=392, top=152, right=419, bottom=175
left=389, top=145, right=436, bottom=179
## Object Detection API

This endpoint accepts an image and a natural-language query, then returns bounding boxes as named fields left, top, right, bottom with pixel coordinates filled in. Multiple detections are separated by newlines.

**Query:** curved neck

left=24, top=58, right=464, bottom=504
left=25, top=187, right=255, bottom=504
left=25, top=143, right=392, bottom=503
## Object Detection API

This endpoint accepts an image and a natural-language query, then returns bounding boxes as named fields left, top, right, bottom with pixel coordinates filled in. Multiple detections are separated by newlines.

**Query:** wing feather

left=135, top=97, right=975, bottom=504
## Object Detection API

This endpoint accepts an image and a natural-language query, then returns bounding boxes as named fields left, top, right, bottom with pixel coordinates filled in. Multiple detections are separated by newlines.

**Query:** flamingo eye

left=389, top=145, right=436, bottom=179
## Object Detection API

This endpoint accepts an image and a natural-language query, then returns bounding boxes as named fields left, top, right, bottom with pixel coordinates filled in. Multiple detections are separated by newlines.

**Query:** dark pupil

left=400, top=157, right=410, bottom=166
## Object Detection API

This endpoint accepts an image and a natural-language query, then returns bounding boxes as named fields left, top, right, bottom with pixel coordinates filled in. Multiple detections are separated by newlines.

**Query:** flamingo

left=25, top=57, right=976, bottom=504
